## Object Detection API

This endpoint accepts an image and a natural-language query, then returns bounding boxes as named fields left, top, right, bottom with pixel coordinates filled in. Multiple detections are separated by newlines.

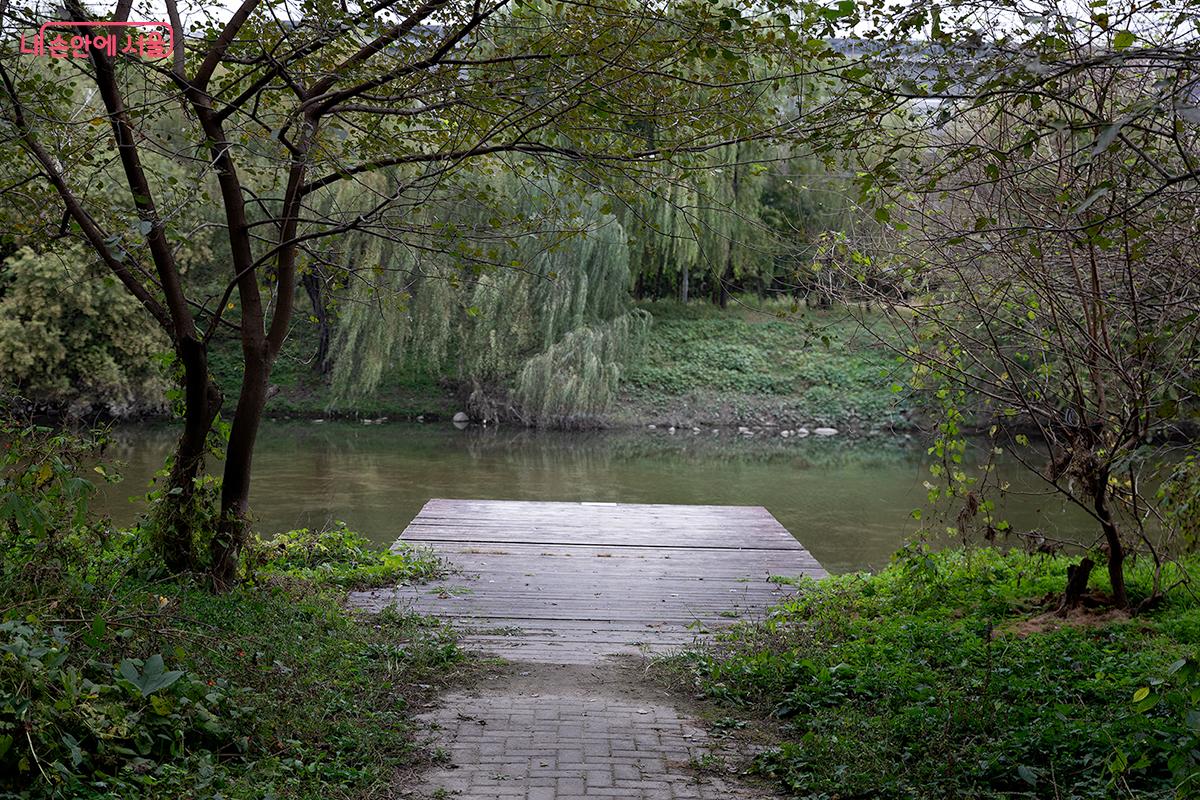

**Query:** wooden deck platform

left=350, top=498, right=827, bottom=664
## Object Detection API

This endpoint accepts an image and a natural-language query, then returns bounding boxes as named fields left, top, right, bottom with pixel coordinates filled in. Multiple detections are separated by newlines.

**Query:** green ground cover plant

left=0, top=419, right=462, bottom=799
left=622, top=300, right=906, bottom=429
left=668, top=547, right=1199, bottom=799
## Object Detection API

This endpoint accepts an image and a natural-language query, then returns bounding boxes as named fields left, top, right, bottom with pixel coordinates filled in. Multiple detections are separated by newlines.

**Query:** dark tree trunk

left=301, top=271, right=332, bottom=375
left=158, top=336, right=221, bottom=572
left=208, top=342, right=270, bottom=590
left=1094, top=487, right=1129, bottom=609
left=1058, top=557, right=1095, bottom=613
left=722, top=157, right=738, bottom=309
left=716, top=259, right=732, bottom=309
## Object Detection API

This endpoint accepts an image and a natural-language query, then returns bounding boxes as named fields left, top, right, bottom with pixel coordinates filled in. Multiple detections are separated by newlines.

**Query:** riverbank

left=207, top=300, right=910, bottom=435
left=0, top=426, right=473, bottom=800
left=617, top=300, right=909, bottom=435
left=657, top=547, right=1200, bottom=799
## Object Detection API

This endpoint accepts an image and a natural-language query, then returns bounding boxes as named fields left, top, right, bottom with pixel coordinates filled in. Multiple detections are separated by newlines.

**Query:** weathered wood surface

left=350, top=498, right=827, bottom=664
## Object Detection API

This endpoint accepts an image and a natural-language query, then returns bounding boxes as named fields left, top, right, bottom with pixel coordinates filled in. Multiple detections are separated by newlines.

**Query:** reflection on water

left=95, top=421, right=1095, bottom=574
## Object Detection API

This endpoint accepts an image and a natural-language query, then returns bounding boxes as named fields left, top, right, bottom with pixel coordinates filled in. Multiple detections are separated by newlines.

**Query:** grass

left=662, top=546, right=1200, bottom=800
left=206, top=298, right=909, bottom=430
left=620, top=299, right=910, bottom=430
left=1, top=536, right=465, bottom=799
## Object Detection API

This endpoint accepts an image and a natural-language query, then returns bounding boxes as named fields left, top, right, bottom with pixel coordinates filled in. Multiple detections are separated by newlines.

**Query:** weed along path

left=350, top=499, right=826, bottom=799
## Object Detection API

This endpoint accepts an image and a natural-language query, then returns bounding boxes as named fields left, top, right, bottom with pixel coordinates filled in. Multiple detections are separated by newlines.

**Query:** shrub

left=0, top=412, right=462, bottom=798
left=0, top=622, right=252, bottom=795
left=0, top=411, right=125, bottom=605
left=251, top=522, right=443, bottom=589
left=0, top=246, right=167, bottom=418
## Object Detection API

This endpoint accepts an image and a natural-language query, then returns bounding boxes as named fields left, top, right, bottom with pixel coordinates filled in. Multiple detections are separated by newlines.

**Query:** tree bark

left=717, top=258, right=732, bottom=309
left=680, top=264, right=689, bottom=303
left=1094, top=486, right=1129, bottom=609
left=302, top=271, right=332, bottom=375
left=1058, top=557, right=1095, bottom=614
left=209, top=342, right=270, bottom=590
left=158, top=336, right=222, bottom=572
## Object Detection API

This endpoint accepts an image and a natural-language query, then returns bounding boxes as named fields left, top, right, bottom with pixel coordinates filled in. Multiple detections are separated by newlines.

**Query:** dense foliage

left=324, top=175, right=651, bottom=426
left=797, top=0, right=1200, bottom=608
left=0, top=247, right=167, bottom=418
left=671, top=547, right=1200, bottom=799
left=0, top=419, right=460, bottom=798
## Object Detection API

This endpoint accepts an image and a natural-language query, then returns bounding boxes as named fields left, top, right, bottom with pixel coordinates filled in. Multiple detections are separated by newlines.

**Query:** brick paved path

left=407, top=662, right=772, bottom=800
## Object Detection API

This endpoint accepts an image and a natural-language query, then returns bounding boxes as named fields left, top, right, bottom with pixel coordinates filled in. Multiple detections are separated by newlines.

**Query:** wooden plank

left=406, top=543, right=825, bottom=574
left=349, top=498, right=826, bottom=664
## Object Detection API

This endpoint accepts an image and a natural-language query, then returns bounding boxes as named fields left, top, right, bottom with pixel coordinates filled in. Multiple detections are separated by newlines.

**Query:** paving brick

left=410, top=665, right=773, bottom=799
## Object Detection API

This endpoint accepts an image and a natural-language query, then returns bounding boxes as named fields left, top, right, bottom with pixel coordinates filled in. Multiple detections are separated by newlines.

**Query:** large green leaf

left=119, top=655, right=185, bottom=697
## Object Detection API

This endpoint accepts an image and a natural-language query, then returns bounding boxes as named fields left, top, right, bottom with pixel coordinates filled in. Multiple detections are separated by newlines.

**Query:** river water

left=94, top=421, right=1096, bottom=574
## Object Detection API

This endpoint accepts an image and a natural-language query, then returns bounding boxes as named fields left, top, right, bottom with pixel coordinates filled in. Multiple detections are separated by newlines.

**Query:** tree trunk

left=158, top=336, right=221, bottom=572
left=1094, top=487, right=1129, bottom=609
left=301, top=271, right=332, bottom=375
left=680, top=264, right=689, bottom=304
left=717, top=258, right=732, bottom=309
left=208, top=343, right=270, bottom=590
left=1058, top=557, right=1095, bottom=614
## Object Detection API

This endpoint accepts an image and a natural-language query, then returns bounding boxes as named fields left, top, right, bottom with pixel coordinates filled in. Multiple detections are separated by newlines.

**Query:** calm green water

left=94, top=421, right=1095, bottom=574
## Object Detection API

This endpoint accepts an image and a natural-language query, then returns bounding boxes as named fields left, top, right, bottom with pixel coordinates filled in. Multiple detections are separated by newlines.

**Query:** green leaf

left=83, top=615, right=106, bottom=647
left=1071, top=187, right=1109, bottom=215
left=1092, top=119, right=1126, bottom=155
left=119, top=658, right=141, bottom=685
left=1113, top=30, right=1134, bottom=50
left=119, top=654, right=185, bottom=697
left=1131, top=686, right=1158, bottom=713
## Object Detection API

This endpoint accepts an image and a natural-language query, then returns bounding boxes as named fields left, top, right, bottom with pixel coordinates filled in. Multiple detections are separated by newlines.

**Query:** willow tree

left=324, top=169, right=649, bottom=426
left=0, top=0, right=826, bottom=585
left=624, top=142, right=780, bottom=303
